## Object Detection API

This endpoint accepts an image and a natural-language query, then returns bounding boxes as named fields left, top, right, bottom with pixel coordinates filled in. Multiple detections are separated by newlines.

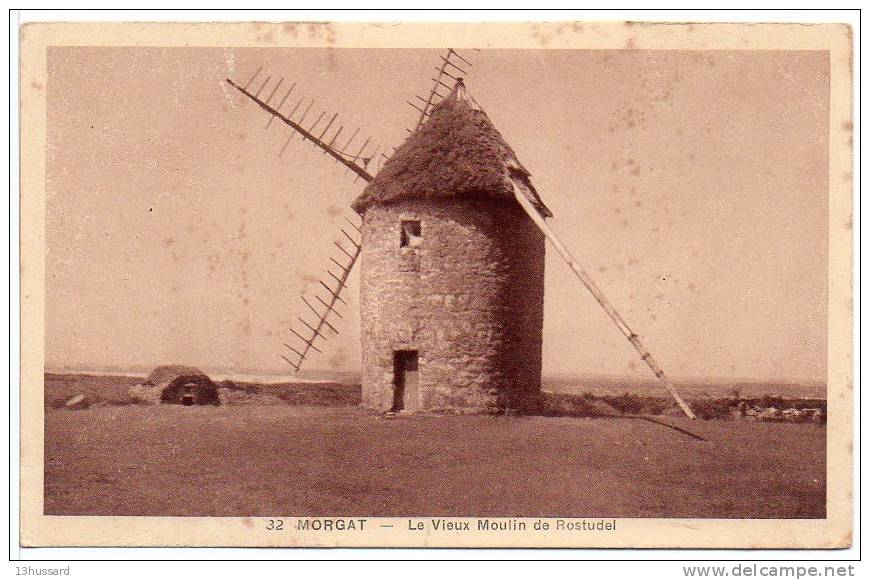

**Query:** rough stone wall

left=359, top=198, right=545, bottom=412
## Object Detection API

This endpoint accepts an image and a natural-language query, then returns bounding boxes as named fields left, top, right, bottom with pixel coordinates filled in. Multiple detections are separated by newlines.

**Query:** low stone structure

left=129, top=364, right=220, bottom=406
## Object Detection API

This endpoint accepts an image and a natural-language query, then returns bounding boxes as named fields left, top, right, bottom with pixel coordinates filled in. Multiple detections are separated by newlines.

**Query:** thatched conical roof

left=352, top=80, right=552, bottom=217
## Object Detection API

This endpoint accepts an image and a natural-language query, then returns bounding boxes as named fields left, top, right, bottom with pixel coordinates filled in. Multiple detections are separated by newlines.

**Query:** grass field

left=44, top=405, right=825, bottom=518
left=542, top=375, right=827, bottom=400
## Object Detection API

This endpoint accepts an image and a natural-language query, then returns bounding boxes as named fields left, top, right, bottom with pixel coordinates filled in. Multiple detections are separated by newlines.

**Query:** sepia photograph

left=16, top=17, right=854, bottom=550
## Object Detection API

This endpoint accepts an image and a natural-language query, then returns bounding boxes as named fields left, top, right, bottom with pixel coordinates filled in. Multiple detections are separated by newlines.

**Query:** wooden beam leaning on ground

left=510, top=173, right=697, bottom=420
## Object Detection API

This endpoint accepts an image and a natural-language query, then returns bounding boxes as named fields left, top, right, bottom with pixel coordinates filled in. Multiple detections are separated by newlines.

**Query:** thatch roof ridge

left=352, top=81, right=552, bottom=217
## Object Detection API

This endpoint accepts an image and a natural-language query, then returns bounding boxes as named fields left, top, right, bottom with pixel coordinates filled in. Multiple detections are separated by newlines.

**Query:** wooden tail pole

left=511, top=184, right=697, bottom=420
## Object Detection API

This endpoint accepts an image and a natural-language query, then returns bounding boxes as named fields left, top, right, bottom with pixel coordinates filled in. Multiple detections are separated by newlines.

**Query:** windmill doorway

left=392, top=350, right=419, bottom=412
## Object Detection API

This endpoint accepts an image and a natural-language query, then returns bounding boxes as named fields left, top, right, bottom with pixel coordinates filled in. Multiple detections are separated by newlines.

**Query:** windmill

left=224, top=49, right=697, bottom=420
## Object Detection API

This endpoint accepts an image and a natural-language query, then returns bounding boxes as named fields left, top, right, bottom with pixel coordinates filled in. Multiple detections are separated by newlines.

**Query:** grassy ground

left=543, top=375, right=826, bottom=399
left=44, top=373, right=144, bottom=408
left=44, top=373, right=825, bottom=421
left=44, top=405, right=825, bottom=518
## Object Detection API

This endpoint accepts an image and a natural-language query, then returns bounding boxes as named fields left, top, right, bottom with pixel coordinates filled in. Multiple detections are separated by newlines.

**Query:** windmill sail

left=280, top=216, right=363, bottom=372
left=408, top=48, right=475, bottom=131
left=225, top=77, right=377, bottom=183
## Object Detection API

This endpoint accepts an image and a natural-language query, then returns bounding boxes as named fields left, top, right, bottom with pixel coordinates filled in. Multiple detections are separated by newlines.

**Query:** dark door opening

left=392, top=350, right=419, bottom=412
left=181, top=384, right=196, bottom=406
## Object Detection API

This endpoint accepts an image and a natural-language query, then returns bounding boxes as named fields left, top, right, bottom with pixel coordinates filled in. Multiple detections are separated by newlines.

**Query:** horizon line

left=42, top=363, right=827, bottom=386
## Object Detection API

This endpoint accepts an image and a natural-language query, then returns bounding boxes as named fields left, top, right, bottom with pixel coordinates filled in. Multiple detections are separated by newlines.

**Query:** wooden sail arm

left=225, top=78, right=375, bottom=185
left=511, top=176, right=697, bottom=420
left=282, top=216, right=365, bottom=373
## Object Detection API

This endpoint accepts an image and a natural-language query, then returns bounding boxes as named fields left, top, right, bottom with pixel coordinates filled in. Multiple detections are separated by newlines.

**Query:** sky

left=45, top=47, right=829, bottom=382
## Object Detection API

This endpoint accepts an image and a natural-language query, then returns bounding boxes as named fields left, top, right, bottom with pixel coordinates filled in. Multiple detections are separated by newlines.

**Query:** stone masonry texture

left=359, top=197, right=545, bottom=412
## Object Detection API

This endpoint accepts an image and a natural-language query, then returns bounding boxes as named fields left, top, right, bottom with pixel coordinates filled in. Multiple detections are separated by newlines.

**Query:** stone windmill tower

left=225, top=49, right=696, bottom=418
left=351, top=82, right=550, bottom=412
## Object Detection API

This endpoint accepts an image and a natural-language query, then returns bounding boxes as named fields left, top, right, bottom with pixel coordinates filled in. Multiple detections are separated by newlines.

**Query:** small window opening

left=400, top=220, right=422, bottom=248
